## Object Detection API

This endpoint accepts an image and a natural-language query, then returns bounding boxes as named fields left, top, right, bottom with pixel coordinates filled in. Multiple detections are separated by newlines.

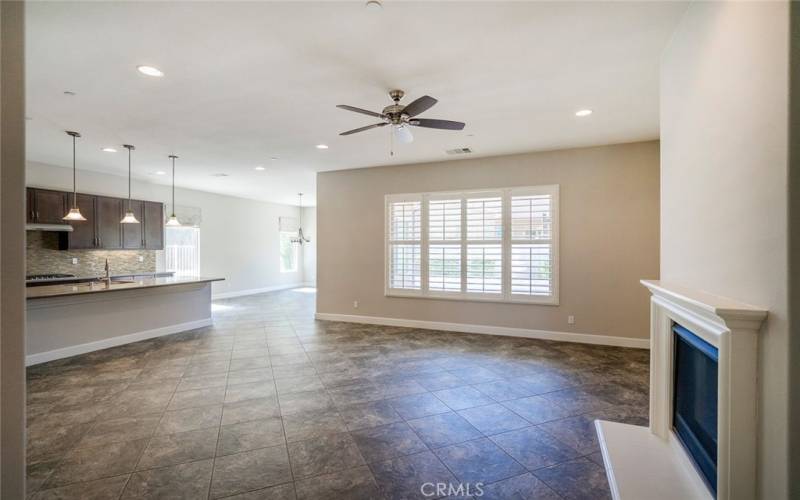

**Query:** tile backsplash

left=26, top=231, right=157, bottom=277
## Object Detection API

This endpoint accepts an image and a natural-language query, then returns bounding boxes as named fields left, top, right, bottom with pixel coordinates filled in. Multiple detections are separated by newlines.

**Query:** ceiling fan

left=337, top=89, right=465, bottom=144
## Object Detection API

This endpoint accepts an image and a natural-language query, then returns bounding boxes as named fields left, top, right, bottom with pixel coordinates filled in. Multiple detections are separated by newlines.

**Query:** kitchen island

left=26, top=276, right=223, bottom=365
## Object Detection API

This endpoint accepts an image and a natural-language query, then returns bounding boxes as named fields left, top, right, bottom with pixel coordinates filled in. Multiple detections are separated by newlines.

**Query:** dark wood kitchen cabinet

left=144, top=201, right=164, bottom=250
left=63, top=194, right=97, bottom=249
left=26, top=188, right=34, bottom=223
left=96, top=196, right=123, bottom=249
left=28, top=186, right=165, bottom=250
left=30, top=188, right=68, bottom=224
left=122, top=200, right=145, bottom=249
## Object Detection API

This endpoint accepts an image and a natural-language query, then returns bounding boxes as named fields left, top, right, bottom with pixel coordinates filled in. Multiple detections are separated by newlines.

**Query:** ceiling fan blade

left=402, top=95, right=438, bottom=117
left=339, top=122, right=388, bottom=136
left=409, top=118, right=465, bottom=130
left=336, top=105, right=385, bottom=119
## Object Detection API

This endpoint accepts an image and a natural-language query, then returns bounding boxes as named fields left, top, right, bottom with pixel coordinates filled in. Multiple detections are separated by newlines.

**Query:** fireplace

left=595, top=281, right=765, bottom=500
left=673, top=323, right=718, bottom=495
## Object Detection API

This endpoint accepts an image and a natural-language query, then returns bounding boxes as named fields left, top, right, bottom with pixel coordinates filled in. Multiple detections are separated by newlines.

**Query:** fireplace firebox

left=673, top=323, right=718, bottom=495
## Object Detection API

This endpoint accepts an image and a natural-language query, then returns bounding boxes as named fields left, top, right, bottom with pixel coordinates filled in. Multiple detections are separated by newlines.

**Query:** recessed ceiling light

left=316, top=144, right=329, bottom=149
left=137, top=65, right=164, bottom=77
left=154, top=171, right=166, bottom=175
left=270, top=157, right=278, bottom=161
left=254, top=166, right=265, bottom=171
left=575, top=109, right=593, bottom=117
left=101, top=147, right=117, bottom=153
left=365, top=0, right=382, bottom=11
left=211, top=173, right=229, bottom=177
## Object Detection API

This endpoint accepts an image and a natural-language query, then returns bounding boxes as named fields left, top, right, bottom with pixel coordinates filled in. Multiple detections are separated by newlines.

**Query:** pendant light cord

left=172, top=156, right=176, bottom=215
left=126, top=146, right=132, bottom=210
left=71, top=134, right=77, bottom=208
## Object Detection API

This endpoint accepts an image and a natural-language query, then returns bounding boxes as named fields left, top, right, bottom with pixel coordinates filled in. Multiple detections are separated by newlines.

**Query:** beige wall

left=1, top=1, right=26, bottom=496
left=317, top=141, right=660, bottom=342
left=661, top=2, right=791, bottom=497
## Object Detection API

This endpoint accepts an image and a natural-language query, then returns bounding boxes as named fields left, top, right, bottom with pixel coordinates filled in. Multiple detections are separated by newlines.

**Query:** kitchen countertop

left=27, top=276, right=224, bottom=299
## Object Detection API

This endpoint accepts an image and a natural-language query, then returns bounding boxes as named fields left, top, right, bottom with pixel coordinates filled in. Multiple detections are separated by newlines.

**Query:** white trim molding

left=26, top=318, right=212, bottom=366
left=596, top=280, right=767, bottom=500
left=212, top=283, right=304, bottom=300
left=314, top=312, right=648, bottom=348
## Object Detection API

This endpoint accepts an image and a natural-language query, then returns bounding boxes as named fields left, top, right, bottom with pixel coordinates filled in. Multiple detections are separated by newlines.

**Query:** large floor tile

left=137, top=427, right=218, bottom=470
left=433, top=437, right=525, bottom=485
left=533, top=457, right=612, bottom=500
left=407, top=412, right=481, bottom=449
left=294, top=466, right=380, bottom=500
left=489, top=426, right=580, bottom=470
left=218, top=417, right=286, bottom=455
left=350, top=422, right=428, bottom=463
left=31, top=474, right=130, bottom=500
left=457, top=403, right=530, bottom=435
left=122, top=459, right=213, bottom=499
left=44, top=439, right=146, bottom=489
left=288, top=432, right=365, bottom=478
left=370, top=451, right=457, bottom=500
left=211, top=445, right=293, bottom=499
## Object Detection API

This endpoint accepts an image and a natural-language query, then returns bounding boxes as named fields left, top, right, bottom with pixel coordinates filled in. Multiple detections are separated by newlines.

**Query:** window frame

left=385, top=185, right=559, bottom=305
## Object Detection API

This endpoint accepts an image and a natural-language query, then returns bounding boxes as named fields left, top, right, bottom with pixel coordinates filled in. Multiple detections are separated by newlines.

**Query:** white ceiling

left=26, top=1, right=686, bottom=206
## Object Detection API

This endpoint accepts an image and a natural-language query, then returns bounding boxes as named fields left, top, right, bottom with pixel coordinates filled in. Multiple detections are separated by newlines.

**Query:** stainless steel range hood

left=26, top=223, right=74, bottom=232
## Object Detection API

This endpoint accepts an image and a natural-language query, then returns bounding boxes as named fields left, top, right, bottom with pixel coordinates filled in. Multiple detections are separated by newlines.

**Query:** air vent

left=211, top=173, right=229, bottom=177
left=446, top=147, right=472, bottom=155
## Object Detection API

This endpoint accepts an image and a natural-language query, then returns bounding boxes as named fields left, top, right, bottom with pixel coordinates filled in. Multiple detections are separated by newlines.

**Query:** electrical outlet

left=567, top=315, right=575, bottom=325
left=353, top=300, right=359, bottom=309
left=138, top=255, right=144, bottom=262
left=71, top=257, right=78, bottom=265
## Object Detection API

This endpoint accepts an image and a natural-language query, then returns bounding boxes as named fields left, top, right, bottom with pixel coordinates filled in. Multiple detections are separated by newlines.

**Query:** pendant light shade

left=62, top=131, right=87, bottom=221
left=165, top=155, right=181, bottom=226
left=120, top=144, right=140, bottom=224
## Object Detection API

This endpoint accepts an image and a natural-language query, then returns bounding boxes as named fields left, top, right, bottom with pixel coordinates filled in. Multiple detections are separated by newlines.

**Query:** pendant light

left=62, top=131, right=87, bottom=221
left=291, top=193, right=311, bottom=245
left=165, top=154, right=181, bottom=226
left=120, top=144, right=140, bottom=224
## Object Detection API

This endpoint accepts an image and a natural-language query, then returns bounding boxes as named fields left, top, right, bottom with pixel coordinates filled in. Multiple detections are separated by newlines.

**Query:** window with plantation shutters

left=510, top=189, right=556, bottom=299
left=385, top=185, right=558, bottom=304
left=386, top=197, right=422, bottom=293
left=466, top=195, right=503, bottom=295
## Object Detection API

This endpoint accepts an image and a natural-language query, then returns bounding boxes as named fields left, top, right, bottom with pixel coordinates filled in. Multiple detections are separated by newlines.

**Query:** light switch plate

left=71, top=257, right=78, bottom=265
left=138, top=255, right=144, bottom=262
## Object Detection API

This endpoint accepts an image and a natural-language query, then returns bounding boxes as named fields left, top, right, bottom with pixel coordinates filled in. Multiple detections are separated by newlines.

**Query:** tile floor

left=25, top=288, right=649, bottom=499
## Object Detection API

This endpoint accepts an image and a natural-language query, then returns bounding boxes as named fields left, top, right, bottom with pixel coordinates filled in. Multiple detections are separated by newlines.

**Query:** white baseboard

left=314, top=313, right=649, bottom=349
left=26, top=318, right=213, bottom=366
left=212, top=283, right=304, bottom=300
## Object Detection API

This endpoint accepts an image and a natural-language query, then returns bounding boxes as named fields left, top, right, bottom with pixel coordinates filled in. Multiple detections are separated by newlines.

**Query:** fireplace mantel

left=596, top=280, right=767, bottom=500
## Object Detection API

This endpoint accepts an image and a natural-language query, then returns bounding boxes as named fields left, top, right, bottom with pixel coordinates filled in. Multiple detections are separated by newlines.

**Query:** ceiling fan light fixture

left=393, top=124, right=414, bottom=144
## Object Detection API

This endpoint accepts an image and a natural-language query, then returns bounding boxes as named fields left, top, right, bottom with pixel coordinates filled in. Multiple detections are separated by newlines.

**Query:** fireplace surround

left=595, top=280, right=767, bottom=500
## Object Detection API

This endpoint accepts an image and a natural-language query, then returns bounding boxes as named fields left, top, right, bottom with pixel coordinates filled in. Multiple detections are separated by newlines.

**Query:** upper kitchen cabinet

left=96, top=196, right=123, bottom=249
left=29, top=188, right=68, bottom=224
left=122, top=200, right=145, bottom=249
left=144, top=201, right=164, bottom=250
left=26, top=188, right=34, bottom=223
left=62, top=194, right=97, bottom=249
